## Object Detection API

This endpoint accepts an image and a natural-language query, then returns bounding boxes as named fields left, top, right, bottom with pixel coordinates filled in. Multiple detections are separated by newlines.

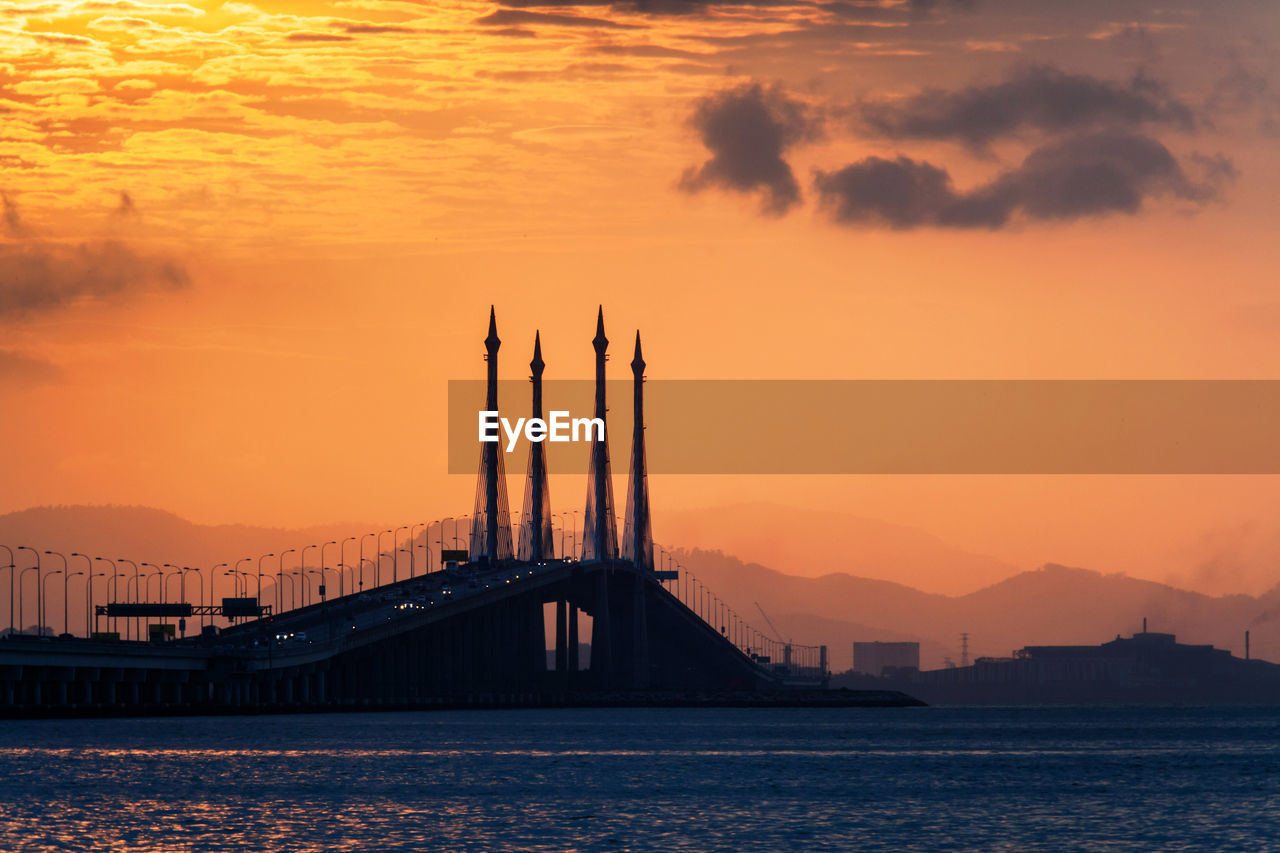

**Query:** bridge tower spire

left=518, top=331, right=555, bottom=561
left=470, top=306, right=514, bottom=564
left=582, top=306, right=618, bottom=562
left=622, top=331, right=653, bottom=571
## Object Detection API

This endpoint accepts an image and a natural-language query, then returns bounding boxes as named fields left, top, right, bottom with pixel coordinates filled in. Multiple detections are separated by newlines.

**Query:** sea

left=1, top=706, right=1278, bottom=851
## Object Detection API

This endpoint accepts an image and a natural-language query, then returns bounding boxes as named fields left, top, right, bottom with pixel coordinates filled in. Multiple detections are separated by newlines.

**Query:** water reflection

left=1, top=707, right=1278, bottom=851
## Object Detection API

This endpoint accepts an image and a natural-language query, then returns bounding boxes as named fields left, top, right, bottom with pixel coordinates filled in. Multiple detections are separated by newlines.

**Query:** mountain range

left=2, top=505, right=1276, bottom=671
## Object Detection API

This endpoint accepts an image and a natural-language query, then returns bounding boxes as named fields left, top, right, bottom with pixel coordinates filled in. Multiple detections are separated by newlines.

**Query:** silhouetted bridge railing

left=0, top=545, right=828, bottom=714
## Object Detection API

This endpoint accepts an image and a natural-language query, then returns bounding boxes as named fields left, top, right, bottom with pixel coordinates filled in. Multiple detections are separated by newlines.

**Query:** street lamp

left=17, top=547, right=40, bottom=635
left=209, top=563, right=227, bottom=629
left=307, top=568, right=324, bottom=605
left=359, top=532, right=375, bottom=588
left=377, top=529, right=393, bottom=587
left=18, top=565, right=39, bottom=636
left=43, top=551, right=68, bottom=636
left=94, top=557, right=117, bottom=634
left=64, top=571, right=85, bottom=637
left=256, top=553, right=274, bottom=611
left=319, top=540, right=338, bottom=595
left=88, top=572, right=107, bottom=637
left=1, top=544, right=13, bottom=636
left=409, top=523, right=425, bottom=578
left=117, top=557, right=139, bottom=640
left=338, top=537, right=358, bottom=596
left=182, top=567, right=202, bottom=635
left=278, top=549, right=296, bottom=612
left=437, top=518, right=452, bottom=570
left=358, top=557, right=378, bottom=592
left=42, top=569, right=62, bottom=638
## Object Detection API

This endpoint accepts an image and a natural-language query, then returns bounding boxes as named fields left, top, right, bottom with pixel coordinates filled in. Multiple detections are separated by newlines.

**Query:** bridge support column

left=530, top=597, right=546, bottom=675
left=590, top=570, right=612, bottom=688
left=568, top=604, right=579, bottom=674
left=555, top=600, right=567, bottom=672
left=632, top=576, right=648, bottom=689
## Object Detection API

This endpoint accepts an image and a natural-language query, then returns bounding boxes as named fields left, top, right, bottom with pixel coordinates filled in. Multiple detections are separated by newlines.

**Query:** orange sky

left=3, top=0, right=1280, bottom=596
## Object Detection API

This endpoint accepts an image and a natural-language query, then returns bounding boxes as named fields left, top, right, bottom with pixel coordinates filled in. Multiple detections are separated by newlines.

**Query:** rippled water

left=2, top=706, right=1279, bottom=851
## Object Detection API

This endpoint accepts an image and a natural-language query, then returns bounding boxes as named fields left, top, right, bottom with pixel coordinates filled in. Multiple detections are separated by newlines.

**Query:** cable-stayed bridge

left=0, top=308, right=871, bottom=716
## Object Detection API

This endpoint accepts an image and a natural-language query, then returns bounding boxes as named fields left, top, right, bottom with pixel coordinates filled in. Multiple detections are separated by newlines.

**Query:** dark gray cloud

left=0, top=349, right=63, bottom=386
left=813, top=132, right=1230, bottom=229
left=856, top=65, right=1197, bottom=148
left=0, top=241, right=190, bottom=319
left=476, top=9, right=638, bottom=28
left=679, top=82, right=820, bottom=215
left=0, top=194, right=191, bottom=321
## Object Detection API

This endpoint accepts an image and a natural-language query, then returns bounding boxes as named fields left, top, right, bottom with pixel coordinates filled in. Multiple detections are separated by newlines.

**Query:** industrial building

left=853, top=641, right=920, bottom=677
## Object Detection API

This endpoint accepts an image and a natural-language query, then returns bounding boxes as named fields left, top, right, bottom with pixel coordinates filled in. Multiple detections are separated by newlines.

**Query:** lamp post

left=320, top=540, right=338, bottom=597
left=163, top=564, right=183, bottom=627
left=377, top=529, right=393, bottom=587
left=359, top=558, right=378, bottom=592
left=339, top=537, right=357, bottom=597
left=256, top=553, right=274, bottom=612
left=278, top=549, right=296, bottom=612
left=94, top=557, right=117, bottom=635
left=209, top=563, right=227, bottom=629
left=41, top=569, right=62, bottom=638
left=307, top=568, right=324, bottom=605
left=301, top=542, right=320, bottom=599
left=88, top=571, right=107, bottom=637
left=359, top=532, right=375, bottom=588
left=63, top=571, right=85, bottom=637
left=18, top=565, right=39, bottom=636
left=222, top=569, right=238, bottom=623
left=1, top=544, right=12, bottom=636
left=17, top=547, right=40, bottom=636
left=117, top=557, right=139, bottom=640
left=182, top=567, right=201, bottom=635
left=394, top=525, right=410, bottom=582
left=43, top=551, right=68, bottom=636
left=437, top=518, right=452, bottom=570
left=409, top=523, right=425, bottom=578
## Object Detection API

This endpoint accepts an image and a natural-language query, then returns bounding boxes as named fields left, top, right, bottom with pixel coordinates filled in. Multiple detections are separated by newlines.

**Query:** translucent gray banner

left=446, top=380, right=1280, bottom=474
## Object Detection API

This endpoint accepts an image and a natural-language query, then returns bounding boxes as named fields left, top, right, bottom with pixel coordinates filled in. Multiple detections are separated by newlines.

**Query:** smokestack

left=1143, top=617, right=1147, bottom=634
left=1246, top=630, right=1250, bottom=661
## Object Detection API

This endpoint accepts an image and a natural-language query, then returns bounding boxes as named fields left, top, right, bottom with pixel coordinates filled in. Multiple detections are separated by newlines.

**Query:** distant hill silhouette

left=2, top=505, right=1276, bottom=672
left=659, top=502, right=1019, bottom=595
left=0, top=505, right=372, bottom=570
left=673, top=548, right=1280, bottom=671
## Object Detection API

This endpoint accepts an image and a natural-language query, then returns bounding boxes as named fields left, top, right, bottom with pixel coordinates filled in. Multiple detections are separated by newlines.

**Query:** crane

left=754, top=601, right=786, bottom=643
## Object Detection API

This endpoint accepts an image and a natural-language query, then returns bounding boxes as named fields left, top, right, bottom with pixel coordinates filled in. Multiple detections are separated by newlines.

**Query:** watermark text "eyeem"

left=478, top=410, right=604, bottom=452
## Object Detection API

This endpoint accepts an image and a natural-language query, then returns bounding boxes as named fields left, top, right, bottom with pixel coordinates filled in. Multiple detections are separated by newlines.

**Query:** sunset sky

left=3, top=0, right=1280, bottom=597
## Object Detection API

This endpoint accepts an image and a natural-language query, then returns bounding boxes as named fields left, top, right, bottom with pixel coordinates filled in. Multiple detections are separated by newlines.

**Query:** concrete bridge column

left=568, top=603, right=580, bottom=674
left=633, top=576, right=649, bottom=689
left=590, top=571, right=613, bottom=687
left=555, top=600, right=567, bottom=672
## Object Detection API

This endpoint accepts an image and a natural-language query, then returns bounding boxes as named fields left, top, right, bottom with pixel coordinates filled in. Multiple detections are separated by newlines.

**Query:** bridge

left=0, top=308, right=865, bottom=717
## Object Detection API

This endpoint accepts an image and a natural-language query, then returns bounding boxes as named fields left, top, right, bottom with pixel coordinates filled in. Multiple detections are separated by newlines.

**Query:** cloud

left=679, top=82, right=819, bottom=215
left=856, top=65, right=1196, bottom=148
left=0, top=349, right=63, bottom=386
left=476, top=9, right=638, bottom=28
left=813, top=132, right=1230, bottom=229
left=0, top=194, right=191, bottom=321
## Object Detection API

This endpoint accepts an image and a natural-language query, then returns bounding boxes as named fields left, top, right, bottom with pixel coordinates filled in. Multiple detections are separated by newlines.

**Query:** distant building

left=854, top=641, right=920, bottom=677
left=910, top=631, right=1280, bottom=705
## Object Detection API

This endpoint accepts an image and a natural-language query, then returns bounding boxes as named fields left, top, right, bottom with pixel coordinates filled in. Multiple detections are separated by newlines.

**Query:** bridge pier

left=590, top=570, right=613, bottom=687
left=568, top=603, right=580, bottom=675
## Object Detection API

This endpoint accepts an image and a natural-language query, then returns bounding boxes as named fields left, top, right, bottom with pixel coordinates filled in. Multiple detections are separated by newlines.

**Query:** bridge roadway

left=0, top=557, right=821, bottom=716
